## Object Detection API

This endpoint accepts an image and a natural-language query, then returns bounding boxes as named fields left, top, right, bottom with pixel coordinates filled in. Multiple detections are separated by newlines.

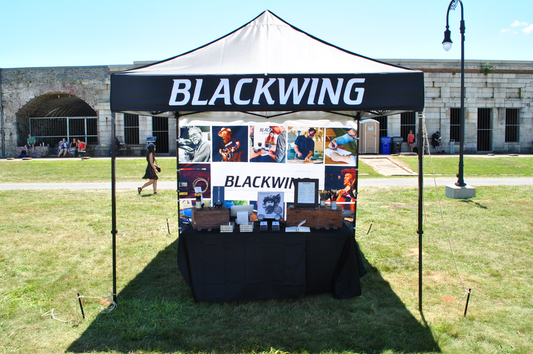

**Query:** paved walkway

left=360, top=157, right=416, bottom=176
left=1, top=177, right=532, bottom=191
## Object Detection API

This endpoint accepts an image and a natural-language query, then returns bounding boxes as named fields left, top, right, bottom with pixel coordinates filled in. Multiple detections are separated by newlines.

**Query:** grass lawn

left=0, top=158, right=179, bottom=183
left=1, top=155, right=531, bottom=183
left=395, top=155, right=533, bottom=177
left=1, top=181, right=532, bottom=353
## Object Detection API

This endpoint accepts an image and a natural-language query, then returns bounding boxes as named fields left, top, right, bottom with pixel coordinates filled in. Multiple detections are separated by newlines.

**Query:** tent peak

left=121, top=10, right=417, bottom=76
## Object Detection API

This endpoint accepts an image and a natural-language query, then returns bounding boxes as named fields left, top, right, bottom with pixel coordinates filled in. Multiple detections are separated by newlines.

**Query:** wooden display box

left=286, top=207, right=343, bottom=229
left=192, top=207, right=230, bottom=230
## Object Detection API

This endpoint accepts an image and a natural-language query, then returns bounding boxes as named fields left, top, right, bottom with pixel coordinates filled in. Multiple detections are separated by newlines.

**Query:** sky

left=1, top=0, right=532, bottom=69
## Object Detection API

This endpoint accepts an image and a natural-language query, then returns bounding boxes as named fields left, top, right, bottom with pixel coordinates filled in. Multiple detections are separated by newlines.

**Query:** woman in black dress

left=138, top=143, right=160, bottom=195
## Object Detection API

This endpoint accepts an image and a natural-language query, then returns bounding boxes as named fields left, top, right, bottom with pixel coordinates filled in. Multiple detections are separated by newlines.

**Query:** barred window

left=374, top=116, right=388, bottom=138
left=450, top=108, right=461, bottom=142
left=477, top=108, right=493, bottom=152
left=124, top=114, right=139, bottom=144
left=505, top=109, right=519, bottom=143
left=152, top=116, right=169, bottom=153
left=400, top=112, right=416, bottom=141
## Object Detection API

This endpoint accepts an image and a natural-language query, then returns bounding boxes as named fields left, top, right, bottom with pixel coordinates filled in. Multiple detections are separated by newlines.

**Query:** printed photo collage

left=178, top=124, right=358, bottom=221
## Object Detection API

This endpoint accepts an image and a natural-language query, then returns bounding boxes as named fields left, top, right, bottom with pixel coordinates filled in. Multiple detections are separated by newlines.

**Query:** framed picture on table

left=293, top=178, right=318, bottom=208
left=257, top=192, right=284, bottom=219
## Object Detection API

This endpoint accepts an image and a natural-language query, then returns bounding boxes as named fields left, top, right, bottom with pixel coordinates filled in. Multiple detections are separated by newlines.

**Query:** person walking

left=138, top=143, right=160, bottom=195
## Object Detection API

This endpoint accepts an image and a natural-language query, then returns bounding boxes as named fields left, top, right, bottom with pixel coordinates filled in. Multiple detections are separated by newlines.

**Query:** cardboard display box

left=192, top=207, right=230, bottom=230
left=286, top=207, right=343, bottom=229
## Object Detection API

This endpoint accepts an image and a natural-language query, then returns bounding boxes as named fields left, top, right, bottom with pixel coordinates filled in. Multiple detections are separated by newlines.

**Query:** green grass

left=2, top=155, right=530, bottom=183
left=394, top=155, right=533, bottom=177
left=1, top=180, right=532, bottom=353
left=0, top=158, right=178, bottom=183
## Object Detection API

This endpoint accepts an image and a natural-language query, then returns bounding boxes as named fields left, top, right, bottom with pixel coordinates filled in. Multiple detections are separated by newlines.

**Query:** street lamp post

left=443, top=0, right=466, bottom=187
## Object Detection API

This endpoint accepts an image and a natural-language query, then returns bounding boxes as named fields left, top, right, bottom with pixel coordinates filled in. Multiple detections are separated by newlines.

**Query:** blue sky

left=1, top=0, right=531, bottom=68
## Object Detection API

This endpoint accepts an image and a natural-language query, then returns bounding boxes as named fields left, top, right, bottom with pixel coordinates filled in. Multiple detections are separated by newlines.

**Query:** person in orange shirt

left=77, top=139, right=86, bottom=156
left=408, top=130, right=415, bottom=152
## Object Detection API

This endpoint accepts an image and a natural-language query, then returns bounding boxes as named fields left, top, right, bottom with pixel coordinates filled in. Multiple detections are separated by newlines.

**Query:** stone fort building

left=1, top=59, right=532, bottom=157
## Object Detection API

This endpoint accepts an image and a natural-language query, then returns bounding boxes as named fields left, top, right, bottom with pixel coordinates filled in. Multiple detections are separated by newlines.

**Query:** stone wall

left=1, top=66, right=114, bottom=156
left=2, top=60, right=532, bottom=157
left=391, top=59, right=533, bottom=153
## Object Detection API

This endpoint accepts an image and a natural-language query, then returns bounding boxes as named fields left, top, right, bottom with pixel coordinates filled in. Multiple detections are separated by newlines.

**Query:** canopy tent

left=110, top=10, right=424, bottom=117
left=108, top=10, right=425, bottom=305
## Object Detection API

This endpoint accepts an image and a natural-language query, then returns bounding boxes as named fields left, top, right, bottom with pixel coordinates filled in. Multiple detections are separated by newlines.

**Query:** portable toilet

left=359, top=119, right=380, bottom=154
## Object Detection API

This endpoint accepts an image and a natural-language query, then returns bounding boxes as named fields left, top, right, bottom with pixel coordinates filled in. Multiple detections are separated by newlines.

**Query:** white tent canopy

left=127, top=12, right=412, bottom=76
left=111, top=10, right=424, bottom=118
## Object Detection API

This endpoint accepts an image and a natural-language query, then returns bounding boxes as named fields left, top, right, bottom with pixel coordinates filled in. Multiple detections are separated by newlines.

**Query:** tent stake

left=77, top=293, right=85, bottom=319
left=366, top=221, right=374, bottom=235
left=464, top=288, right=472, bottom=317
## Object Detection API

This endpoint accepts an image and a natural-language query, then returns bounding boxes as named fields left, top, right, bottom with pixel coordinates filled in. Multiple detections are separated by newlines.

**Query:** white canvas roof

left=128, top=11, right=412, bottom=76
left=111, top=10, right=424, bottom=116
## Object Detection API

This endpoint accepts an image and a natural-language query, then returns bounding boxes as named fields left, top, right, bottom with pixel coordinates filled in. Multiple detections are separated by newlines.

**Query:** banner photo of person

left=324, top=127, right=358, bottom=167
left=249, top=124, right=287, bottom=163
left=178, top=116, right=357, bottom=225
left=212, top=126, right=249, bottom=162
left=287, top=127, right=324, bottom=164
left=179, top=126, right=212, bottom=162
left=324, top=166, right=357, bottom=220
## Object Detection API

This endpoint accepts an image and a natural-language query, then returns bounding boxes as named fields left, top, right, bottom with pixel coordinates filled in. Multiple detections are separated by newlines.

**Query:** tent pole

left=111, top=113, right=118, bottom=303
left=0, top=68, right=5, bottom=158
left=417, top=113, right=424, bottom=313
left=176, top=113, right=181, bottom=232
left=353, top=116, right=361, bottom=234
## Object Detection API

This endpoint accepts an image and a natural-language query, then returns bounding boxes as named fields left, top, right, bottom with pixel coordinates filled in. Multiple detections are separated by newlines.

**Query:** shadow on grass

left=68, top=239, right=439, bottom=353
left=461, top=199, right=488, bottom=209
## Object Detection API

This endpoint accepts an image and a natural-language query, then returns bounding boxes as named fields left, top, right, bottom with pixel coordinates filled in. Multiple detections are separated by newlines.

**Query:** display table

left=177, top=224, right=366, bottom=302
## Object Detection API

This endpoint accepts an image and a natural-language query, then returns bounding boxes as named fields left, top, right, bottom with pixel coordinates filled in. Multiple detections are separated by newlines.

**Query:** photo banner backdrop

left=178, top=115, right=359, bottom=222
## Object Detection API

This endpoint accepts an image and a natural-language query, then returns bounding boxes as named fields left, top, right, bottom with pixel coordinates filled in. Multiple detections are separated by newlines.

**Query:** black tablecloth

left=178, top=224, right=366, bottom=302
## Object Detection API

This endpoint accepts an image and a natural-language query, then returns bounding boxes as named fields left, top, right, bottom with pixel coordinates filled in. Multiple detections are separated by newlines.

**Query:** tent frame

left=108, top=10, right=425, bottom=309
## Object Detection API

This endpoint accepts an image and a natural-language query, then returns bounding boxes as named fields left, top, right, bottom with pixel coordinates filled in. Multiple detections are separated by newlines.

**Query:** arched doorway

left=17, top=93, right=97, bottom=148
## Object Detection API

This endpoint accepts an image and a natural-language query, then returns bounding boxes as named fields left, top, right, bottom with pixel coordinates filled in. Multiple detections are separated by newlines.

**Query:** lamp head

left=442, top=28, right=453, bottom=51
